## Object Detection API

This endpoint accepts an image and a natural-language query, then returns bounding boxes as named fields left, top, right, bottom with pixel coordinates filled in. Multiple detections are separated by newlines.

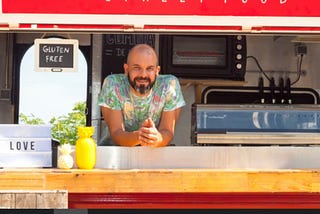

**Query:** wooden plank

left=0, top=173, right=44, bottom=189
left=36, top=191, right=68, bottom=208
left=0, top=168, right=318, bottom=209
left=0, top=193, right=14, bottom=208
left=247, top=171, right=312, bottom=192
left=0, top=190, right=68, bottom=208
left=15, top=193, right=37, bottom=208
left=44, top=169, right=320, bottom=193
left=312, top=172, right=320, bottom=190
left=0, top=169, right=320, bottom=194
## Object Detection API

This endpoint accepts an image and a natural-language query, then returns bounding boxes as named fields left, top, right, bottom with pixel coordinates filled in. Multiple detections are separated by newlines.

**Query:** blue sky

left=19, top=45, right=87, bottom=123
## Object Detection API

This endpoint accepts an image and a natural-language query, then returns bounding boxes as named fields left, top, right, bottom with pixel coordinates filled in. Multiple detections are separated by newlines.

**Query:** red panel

left=2, top=0, right=320, bottom=17
left=15, top=24, right=320, bottom=33
left=68, top=192, right=320, bottom=209
left=18, top=24, right=126, bottom=30
left=17, top=24, right=244, bottom=31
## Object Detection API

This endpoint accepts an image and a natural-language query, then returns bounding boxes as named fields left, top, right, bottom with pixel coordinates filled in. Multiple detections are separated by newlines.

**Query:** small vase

left=76, top=126, right=96, bottom=169
left=58, top=143, right=74, bottom=169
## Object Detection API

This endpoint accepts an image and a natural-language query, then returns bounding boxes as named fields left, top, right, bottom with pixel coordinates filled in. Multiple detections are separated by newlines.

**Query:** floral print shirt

left=98, top=74, right=186, bottom=131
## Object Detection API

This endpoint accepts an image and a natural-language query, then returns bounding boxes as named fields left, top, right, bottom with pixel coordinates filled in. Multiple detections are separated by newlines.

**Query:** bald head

left=127, top=44, right=158, bottom=66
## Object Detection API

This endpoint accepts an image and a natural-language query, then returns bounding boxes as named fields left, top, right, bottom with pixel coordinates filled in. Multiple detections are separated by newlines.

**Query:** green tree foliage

left=19, top=101, right=86, bottom=145
left=19, top=113, right=45, bottom=125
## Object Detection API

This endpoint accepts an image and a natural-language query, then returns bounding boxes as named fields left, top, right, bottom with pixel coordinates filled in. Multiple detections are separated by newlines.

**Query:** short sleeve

left=98, top=75, right=122, bottom=110
left=163, top=75, right=186, bottom=111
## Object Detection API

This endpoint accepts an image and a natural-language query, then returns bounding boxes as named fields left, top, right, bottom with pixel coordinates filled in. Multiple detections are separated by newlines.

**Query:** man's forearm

left=111, top=129, right=141, bottom=147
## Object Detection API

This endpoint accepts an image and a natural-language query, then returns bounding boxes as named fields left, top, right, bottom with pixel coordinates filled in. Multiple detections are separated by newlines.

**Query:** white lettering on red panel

left=2, top=0, right=320, bottom=17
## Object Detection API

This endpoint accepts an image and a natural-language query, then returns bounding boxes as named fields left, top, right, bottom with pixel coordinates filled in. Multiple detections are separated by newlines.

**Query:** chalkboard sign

left=102, top=34, right=155, bottom=79
left=34, top=38, right=78, bottom=72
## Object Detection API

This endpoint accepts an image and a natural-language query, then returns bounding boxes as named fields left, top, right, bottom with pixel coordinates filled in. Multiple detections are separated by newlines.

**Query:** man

left=98, top=44, right=185, bottom=147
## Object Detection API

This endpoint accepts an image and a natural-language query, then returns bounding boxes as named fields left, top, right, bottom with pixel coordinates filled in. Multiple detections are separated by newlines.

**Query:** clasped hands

left=138, top=118, right=163, bottom=147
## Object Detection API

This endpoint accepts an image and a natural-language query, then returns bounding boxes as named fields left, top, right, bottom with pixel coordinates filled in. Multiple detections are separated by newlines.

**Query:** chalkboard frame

left=34, top=38, right=79, bottom=72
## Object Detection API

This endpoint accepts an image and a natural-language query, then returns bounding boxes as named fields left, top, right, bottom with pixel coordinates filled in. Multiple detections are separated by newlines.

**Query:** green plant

left=50, top=101, right=86, bottom=145
left=19, top=101, right=86, bottom=145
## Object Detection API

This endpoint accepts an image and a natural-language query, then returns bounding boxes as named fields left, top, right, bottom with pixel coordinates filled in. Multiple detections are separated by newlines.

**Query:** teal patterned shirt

left=98, top=74, right=186, bottom=132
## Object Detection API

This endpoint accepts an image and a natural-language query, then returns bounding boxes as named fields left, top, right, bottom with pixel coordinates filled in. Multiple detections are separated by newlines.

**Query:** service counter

left=1, top=168, right=320, bottom=208
left=2, top=146, right=320, bottom=208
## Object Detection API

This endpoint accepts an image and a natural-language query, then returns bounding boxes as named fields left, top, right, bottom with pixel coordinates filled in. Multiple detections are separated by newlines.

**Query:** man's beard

left=128, top=74, right=155, bottom=95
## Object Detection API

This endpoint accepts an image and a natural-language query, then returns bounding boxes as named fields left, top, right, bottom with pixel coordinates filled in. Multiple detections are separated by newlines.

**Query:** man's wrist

left=133, top=130, right=141, bottom=146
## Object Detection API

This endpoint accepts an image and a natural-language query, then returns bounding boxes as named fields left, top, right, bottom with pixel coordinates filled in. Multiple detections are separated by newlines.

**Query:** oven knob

left=236, top=44, right=243, bottom=50
left=236, top=63, right=242, bottom=70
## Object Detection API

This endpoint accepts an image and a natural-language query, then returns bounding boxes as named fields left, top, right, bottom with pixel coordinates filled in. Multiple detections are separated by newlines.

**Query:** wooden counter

left=1, top=168, right=320, bottom=208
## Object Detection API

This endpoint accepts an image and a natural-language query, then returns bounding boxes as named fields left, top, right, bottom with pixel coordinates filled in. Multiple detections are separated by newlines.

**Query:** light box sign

left=0, top=124, right=52, bottom=168
left=1, top=0, right=320, bottom=17
left=34, top=39, right=78, bottom=72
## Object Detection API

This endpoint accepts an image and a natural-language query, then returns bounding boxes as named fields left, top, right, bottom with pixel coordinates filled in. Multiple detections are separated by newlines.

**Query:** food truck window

left=14, top=37, right=89, bottom=125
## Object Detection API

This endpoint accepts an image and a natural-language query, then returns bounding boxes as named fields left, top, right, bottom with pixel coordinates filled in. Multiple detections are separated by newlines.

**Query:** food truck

left=1, top=0, right=320, bottom=209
